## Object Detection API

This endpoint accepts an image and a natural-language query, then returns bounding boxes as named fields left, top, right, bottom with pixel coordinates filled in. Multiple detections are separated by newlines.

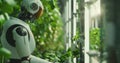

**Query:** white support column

left=68, top=0, right=72, bottom=50
left=64, top=0, right=69, bottom=51
left=73, top=0, right=77, bottom=63
left=68, top=0, right=72, bottom=63
left=84, top=0, right=90, bottom=63
left=73, top=0, right=77, bottom=40
left=64, top=0, right=72, bottom=63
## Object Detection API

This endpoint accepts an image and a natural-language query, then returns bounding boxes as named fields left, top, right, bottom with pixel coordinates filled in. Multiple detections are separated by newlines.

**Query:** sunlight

left=90, top=0, right=101, bottom=17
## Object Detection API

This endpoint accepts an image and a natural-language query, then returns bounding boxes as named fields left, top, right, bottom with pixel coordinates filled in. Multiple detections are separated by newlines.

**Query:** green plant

left=29, top=1, right=64, bottom=62
left=90, top=28, right=100, bottom=50
left=0, top=48, right=11, bottom=63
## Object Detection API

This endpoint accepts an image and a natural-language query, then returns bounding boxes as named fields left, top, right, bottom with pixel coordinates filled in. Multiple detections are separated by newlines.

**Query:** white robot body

left=13, top=26, right=31, bottom=58
left=1, top=17, right=35, bottom=59
left=1, top=17, right=51, bottom=63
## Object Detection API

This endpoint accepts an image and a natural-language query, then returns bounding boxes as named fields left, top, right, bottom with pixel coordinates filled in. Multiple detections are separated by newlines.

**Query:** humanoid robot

left=1, top=0, right=51, bottom=63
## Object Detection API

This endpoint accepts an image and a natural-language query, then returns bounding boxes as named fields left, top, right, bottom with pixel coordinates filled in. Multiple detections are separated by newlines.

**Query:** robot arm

left=12, top=26, right=31, bottom=62
left=12, top=25, right=52, bottom=63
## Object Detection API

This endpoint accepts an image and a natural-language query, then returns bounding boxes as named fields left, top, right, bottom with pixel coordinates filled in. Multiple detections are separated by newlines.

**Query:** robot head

left=18, top=0, right=44, bottom=21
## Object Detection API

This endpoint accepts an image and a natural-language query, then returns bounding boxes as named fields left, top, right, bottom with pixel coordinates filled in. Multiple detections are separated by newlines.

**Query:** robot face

left=18, top=0, right=44, bottom=21
left=30, top=3, right=39, bottom=11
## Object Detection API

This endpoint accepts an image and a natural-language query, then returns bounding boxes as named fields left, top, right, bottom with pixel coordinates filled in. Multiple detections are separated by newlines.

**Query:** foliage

left=29, top=0, right=64, bottom=61
left=90, top=28, right=101, bottom=50
left=0, top=48, right=11, bottom=63
left=0, top=0, right=64, bottom=62
left=72, top=31, right=80, bottom=41
left=0, top=48, right=11, bottom=58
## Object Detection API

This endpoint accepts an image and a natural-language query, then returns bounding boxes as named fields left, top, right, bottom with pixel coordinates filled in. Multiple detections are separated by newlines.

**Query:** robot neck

left=18, top=14, right=28, bottom=21
left=18, top=11, right=35, bottom=22
left=18, top=13, right=27, bottom=21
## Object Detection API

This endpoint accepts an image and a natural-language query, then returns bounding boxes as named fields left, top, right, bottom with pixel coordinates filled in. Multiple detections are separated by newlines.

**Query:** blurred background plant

left=90, top=28, right=101, bottom=51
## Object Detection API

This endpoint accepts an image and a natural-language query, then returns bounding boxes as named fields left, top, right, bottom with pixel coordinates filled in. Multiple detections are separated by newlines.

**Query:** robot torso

left=1, top=17, right=36, bottom=59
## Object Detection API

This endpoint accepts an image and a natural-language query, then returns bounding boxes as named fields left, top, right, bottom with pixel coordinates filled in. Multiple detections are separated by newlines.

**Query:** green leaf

left=0, top=3, right=13, bottom=14
left=0, top=14, right=5, bottom=21
left=90, top=28, right=101, bottom=50
left=50, top=0, right=55, bottom=9
left=0, top=0, right=2, bottom=3
left=5, top=0, right=16, bottom=6
left=0, top=48, right=11, bottom=58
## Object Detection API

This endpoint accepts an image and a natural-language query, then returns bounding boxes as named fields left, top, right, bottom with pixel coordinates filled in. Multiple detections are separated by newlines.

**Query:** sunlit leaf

left=0, top=48, right=11, bottom=58
left=5, top=0, right=16, bottom=6
left=90, top=28, right=101, bottom=50
left=0, top=0, right=2, bottom=3
left=0, top=15, right=5, bottom=21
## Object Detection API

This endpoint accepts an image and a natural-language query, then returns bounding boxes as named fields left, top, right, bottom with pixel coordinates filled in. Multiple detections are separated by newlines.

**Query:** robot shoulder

left=2, top=17, right=30, bottom=33
left=6, top=25, right=29, bottom=47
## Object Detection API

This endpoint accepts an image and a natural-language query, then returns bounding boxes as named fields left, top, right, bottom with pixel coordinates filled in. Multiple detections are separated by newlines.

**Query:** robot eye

left=30, top=3, right=39, bottom=11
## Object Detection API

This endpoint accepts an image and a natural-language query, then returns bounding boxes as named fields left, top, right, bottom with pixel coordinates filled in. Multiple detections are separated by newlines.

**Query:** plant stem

left=2, top=56, right=4, bottom=63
